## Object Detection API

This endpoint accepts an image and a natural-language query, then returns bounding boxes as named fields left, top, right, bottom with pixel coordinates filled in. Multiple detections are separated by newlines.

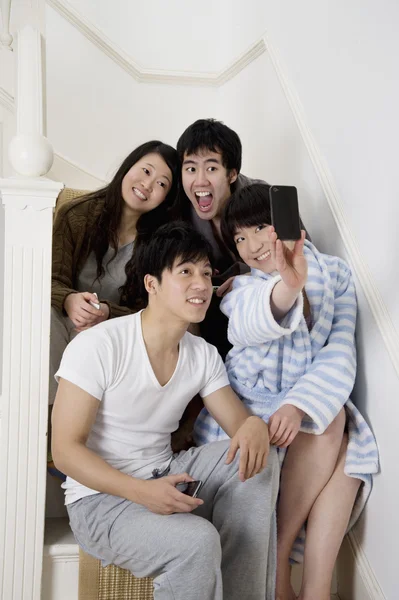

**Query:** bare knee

left=323, top=408, right=346, bottom=441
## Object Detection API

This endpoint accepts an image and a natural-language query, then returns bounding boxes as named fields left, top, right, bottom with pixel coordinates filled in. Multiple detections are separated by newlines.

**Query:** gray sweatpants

left=67, top=440, right=279, bottom=600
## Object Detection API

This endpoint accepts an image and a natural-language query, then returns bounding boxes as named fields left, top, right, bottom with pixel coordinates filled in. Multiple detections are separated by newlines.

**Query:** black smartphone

left=269, top=185, right=301, bottom=241
left=175, top=480, right=203, bottom=498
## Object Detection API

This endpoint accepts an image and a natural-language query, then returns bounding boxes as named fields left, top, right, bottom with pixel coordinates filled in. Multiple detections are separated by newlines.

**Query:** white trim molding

left=337, top=532, right=386, bottom=600
left=46, top=0, right=266, bottom=86
left=264, top=32, right=399, bottom=381
left=0, top=86, right=14, bottom=113
left=49, top=151, right=107, bottom=187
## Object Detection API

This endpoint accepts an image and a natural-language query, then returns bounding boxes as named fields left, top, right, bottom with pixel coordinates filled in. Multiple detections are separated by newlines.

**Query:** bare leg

left=299, top=434, right=361, bottom=600
left=276, top=409, right=345, bottom=600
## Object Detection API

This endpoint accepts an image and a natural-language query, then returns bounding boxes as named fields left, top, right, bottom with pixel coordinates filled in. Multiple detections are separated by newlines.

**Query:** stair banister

left=0, top=24, right=63, bottom=600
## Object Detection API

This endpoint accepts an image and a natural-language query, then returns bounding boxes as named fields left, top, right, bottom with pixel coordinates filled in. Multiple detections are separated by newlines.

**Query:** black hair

left=221, top=183, right=272, bottom=255
left=131, top=221, right=214, bottom=307
left=177, top=118, right=242, bottom=176
left=176, top=119, right=242, bottom=220
left=79, top=140, right=178, bottom=291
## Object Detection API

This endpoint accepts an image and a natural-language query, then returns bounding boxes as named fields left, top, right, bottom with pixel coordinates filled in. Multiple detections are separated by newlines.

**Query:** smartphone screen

left=175, top=480, right=203, bottom=498
left=269, top=185, right=301, bottom=241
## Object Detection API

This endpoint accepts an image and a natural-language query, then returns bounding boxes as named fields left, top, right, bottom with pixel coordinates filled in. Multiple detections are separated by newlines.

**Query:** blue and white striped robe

left=194, top=241, right=379, bottom=562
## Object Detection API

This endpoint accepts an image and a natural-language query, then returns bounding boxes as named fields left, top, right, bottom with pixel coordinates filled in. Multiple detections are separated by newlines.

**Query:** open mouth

left=133, top=187, right=147, bottom=201
left=195, top=191, right=213, bottom=213
left=255, top=250, right=271, bottom=262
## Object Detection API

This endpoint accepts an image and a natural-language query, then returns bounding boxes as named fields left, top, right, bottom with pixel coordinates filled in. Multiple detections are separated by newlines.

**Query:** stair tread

left=44, top=517, right=78, bottom=557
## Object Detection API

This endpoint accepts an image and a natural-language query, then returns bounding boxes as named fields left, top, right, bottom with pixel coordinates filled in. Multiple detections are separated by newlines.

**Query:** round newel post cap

left=0, top=32, right=13, bottom=49
left=9, top=133, right=54, bottom=177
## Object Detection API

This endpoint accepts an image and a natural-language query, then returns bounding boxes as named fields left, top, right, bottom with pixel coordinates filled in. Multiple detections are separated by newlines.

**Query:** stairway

left=42, top=515, right=339, bottom=599
left=42, top=518, right=78, bottom=600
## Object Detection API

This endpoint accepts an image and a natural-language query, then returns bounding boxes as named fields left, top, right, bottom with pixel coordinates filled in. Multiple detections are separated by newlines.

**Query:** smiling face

left=121, top=152, right=173, bottom=215
left=181, top=149, right=237, bottom=221
left=234, top=224, right=277, bottom=273
left=146, top=256, right=213, bottom=324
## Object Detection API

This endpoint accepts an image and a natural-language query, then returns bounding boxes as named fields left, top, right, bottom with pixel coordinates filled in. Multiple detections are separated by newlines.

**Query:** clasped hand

left=64, top=292, right=109, bottom=331
left=268, top=405, right=305, bottom=448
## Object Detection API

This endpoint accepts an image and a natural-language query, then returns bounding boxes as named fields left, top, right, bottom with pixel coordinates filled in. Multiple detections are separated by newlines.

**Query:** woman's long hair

left=79, top=141, right=179, bottom=307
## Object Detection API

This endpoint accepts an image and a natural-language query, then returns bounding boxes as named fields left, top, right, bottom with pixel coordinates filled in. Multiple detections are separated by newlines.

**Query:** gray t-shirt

left=77, top=242, right=134, bottom=304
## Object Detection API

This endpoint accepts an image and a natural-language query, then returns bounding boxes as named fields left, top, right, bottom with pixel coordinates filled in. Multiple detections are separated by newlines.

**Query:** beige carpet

left=79, top=549, right=154, bottom=600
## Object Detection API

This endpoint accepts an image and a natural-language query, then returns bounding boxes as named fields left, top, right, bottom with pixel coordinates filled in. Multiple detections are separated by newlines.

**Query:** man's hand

left=64, top=292, right=109, bottom=330
left=134, top=473, right=204, bottom=515
left=268, top=405, right=305, bottom=448
left=225, top=416, right=270, bottom=482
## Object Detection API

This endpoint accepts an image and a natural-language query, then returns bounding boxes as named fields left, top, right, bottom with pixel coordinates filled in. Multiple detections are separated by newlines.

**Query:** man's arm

left=52, top=378, right=146, bottom=500
left=52, top=378, right=203, bottom=514
left=203, top=385, right=270, bottom=481
left=202, top=385, right=251, bottom=436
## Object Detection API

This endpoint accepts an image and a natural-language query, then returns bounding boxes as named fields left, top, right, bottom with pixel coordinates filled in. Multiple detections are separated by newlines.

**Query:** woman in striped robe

left=194, top=183, right=379, bottom=600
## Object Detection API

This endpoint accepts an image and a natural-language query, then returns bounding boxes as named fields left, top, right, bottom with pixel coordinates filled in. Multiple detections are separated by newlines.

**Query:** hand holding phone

left=175, top=480, right=203, bottom=498
left=269, top=185, right=301, bottom=241
left=135, top=475, right=203, bottom=514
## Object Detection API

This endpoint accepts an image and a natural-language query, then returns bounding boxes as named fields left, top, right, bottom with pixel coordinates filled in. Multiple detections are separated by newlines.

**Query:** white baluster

left=0, top=21, right=63, bottom=600
left=0, top=0, right=13, bottom=49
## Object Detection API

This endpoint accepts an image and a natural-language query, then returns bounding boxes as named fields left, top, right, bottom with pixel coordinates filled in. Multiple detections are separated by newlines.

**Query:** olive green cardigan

left=51, top=190, right=134, bottom=319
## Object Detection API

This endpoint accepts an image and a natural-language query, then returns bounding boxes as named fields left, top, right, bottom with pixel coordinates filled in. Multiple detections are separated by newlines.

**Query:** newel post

left=0, top=25, right=63, bottom=600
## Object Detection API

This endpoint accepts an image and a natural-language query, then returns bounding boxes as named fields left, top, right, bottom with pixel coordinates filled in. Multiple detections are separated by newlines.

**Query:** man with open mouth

left=177, top=118, right=309, bottom=359
left=177, top=118, right=268, bottom=359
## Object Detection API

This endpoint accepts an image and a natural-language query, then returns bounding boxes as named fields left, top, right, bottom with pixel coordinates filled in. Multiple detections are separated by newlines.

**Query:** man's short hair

left=134, top=221, right=214, bottom=305
left=177, top=118, right=242, bottom=175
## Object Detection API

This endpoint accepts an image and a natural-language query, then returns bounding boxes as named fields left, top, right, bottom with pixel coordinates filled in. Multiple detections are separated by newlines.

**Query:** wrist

left=279, top=279, right=303, bottom=297
left=246, top=415, right=267, bottom=429
left=287, top=404, right=306, bottom=418
left=63, top=292, right=76, bottom=311
left=124, top=476, right=146, bottom=504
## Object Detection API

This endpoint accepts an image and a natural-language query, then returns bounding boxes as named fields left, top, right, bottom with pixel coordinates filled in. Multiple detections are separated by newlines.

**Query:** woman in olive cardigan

left=50, top=140, right=179, bottom=404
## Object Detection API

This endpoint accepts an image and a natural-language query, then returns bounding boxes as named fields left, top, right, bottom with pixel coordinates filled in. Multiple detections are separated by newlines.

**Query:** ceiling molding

left=46, top=0, right=266, bottom=86
left=0, top=86, right=14, bottom=113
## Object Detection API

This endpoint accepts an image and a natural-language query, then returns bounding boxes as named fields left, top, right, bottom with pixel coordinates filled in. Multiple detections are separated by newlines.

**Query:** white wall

left=219, top=50, right=338, bottom=250
left=45, top=4, right=222, bottom=181
left=257, top=2, right=399, bottom=597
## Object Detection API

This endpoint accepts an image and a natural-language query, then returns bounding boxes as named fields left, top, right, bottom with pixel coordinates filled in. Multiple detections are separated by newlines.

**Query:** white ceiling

left=61, top=0, right=268, bottom=73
